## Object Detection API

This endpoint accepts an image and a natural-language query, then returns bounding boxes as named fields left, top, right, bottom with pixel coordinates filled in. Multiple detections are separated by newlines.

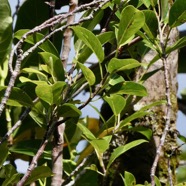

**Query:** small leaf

left=90, top=136, right=112, bottom=154
left=109, top=74, right=124, bottom=86
left=77, top=31, right=115, bottom=63
left=104, top=95, right=126, bottom=116
left=0, top=86, right=33, bottom=107
left=77, top=62, right=96, bottom=85
left=25, top=166, right=53, bottom=185
left=108, top=58, right=141, bottom=73
left=117, top=5, right=145, bottom=47
left=58, top=103, right=82, bottom=118
left=77, top=122, right=96, bottom=140
left=123, top=171, right=136, bottom=186
left=107, top=139, right=147, bottom=168
left=19, top=76, right=48, bottom=85
left=0, top=164, right=17, bottom=178
left=21, top=67, right=47, bottom=80
left=169, top=0, right=186, bottom=27
left=108, top=82, right=148, bottom=97
left=39, top=52, right=65, bottom=81
left=72, top=26, right=104, bottom=62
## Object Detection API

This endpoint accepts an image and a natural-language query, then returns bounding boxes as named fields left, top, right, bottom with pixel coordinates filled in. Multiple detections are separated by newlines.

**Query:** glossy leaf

left=107, top=139, right=147, bottom=168
left=142, top=10, right=158, bottom=39
left=39, top=52, right=65, bottom=81
left=14, top=30, right=59, bottom=56
left=108, top=58, right=141, bottom=73
left=104, top=95, right=126, bottom=116
left=77, top=62, right=96, bottom=85
left=35, top=81, right=66, bottom=105
left=72, top=26, right=104, bottom=62
left=0, top=0, right=12, bottom=63
left=58, top=103, right=82, bottom=118
left=109, top=74, right=124, bottom=86
left=169, top=0, right=186, bottom=27
left=108, top=82, right=148, bottom=97
left=0, top=86, right=33, bottom=107
left=25, top=166, right=53, bottom=185
left=117, top=5, right=145, bottom=47
left=19, top=76, right=48, bottom=85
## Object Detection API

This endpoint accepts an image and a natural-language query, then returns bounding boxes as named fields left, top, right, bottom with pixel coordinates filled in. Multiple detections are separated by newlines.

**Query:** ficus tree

left=0, top=0, right=186, bottom=185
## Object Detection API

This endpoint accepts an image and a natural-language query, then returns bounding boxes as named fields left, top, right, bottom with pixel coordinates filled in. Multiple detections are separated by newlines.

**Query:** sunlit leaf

left=104, top=94, right=126, bottom=115
left=122, top=171, right=136, bottom=186
left=108, top=58, right=141, bottom=73
left=117, top=5, right=145, bottom=47
left=72, top=26, right=104, bottom=62
left=77, top=62, right=96, bottom=85
left=39, top=52, right=65, bottom=82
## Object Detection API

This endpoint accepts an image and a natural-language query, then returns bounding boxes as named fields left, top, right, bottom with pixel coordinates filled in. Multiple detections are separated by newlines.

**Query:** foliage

left=0, top=0, right=186, bottom=185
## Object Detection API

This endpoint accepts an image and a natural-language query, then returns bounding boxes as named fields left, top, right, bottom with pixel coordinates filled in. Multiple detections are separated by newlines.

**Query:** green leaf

left=21, top=67, right=47, bottom=79
left=107, top=139, right=147, bottom=168
left=77, top=122, right=96, bottom=140
left=0, top=0, right=12, bottom=63
left=123, top=171, right=136, bottom=186
left=117, top=5, right=145, bottom=47
left=25, top=166, right=53, bottom=185
left=0, top=86, right=33, bottom=107
left=9, top=139, right=51, bottom=159
left=77, top=31, right=115, bottom=63
left=14, top=30, right=59, bottom=56
left=39, top=52, right=65, bottom=81
left=119, top=111, right=150, bottom=128
left=104, top=95, right=126, bottom=116
left=77, top=62, right=96, bottom=85
left=19, top=76, right=48, bottom=85
left=161, top=0, right=169, bottom=22
left=35, top=81, right=66, bottom=105
left=108, top=58, right=141, bottom=73
left=108, top=82, right=148, bottom=97
left=0, top=143, right=8, bottom=168
left=72, top=26, right=104, bottom=62
left=142, top=10, right=158, bottom=39
left=90, top=136, right=112, bottom=154
left=58, top=103, right=82, bottom=118
left=169, top=0, right=186, bottom=27
left=2, top=173, right=22, bottom=186
left=109, top=74, right=124, bottom=86
left=166, top=36, right=186, bottom=54
left=0, top=164, right=17, bottom=178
